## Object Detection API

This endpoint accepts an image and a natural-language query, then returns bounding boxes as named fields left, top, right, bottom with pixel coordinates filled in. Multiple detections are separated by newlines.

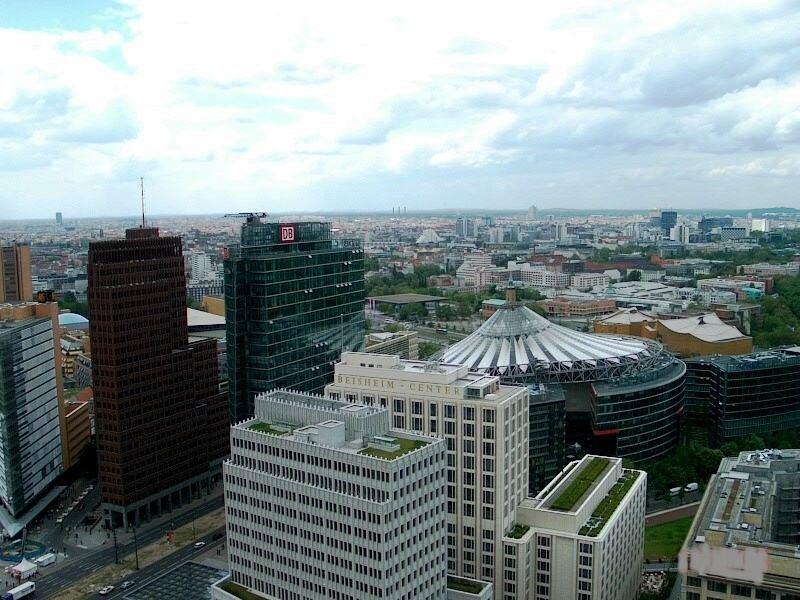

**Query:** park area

left=644, top=516, right=693, bottom=562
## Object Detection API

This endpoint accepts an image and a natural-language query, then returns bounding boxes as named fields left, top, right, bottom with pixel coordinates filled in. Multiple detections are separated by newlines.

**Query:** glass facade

left=686, top=350, right=800, bottom=447
left=528, top=383, right=565, bottom=495
left=591, top=358, right=686, bottom=463
left=225, top=221, right=365, bottom=421
left=0, top=318, right=63, bottom=515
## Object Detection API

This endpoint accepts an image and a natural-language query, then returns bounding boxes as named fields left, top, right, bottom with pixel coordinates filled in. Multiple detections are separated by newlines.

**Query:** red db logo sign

left=280, top=225, right=295, bottom=243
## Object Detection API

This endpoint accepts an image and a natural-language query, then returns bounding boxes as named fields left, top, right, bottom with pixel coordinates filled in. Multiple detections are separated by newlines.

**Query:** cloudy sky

left=2, top=0, right=799, bottom=219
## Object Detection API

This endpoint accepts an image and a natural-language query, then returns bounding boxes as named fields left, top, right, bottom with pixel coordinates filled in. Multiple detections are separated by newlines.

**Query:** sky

left=1, top=0, right=799, bottom=219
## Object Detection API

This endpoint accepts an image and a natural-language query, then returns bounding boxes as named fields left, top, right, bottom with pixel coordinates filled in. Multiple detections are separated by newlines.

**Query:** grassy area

left=221, top=581, right=267, bottom=600
left=358, top=437, right=428, bottom=460
left=507, top=524, right=530, bottom=539
left=447, top=576, right=486, bottom=594
left=580, top=470, right=640, bottom=537
left=550, top=457, right=610, bottom=512
left=644, top=516, right=694, bottom=561
left=249, top=422, right=289, bottom=436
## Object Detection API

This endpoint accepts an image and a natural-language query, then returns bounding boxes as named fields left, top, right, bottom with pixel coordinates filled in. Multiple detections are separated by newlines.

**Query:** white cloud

left=1, top=0, right=800, bottom=217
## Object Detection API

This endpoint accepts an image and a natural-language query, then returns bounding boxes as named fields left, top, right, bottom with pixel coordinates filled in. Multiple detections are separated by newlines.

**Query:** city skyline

left=2, top=1, right=800, bottom=218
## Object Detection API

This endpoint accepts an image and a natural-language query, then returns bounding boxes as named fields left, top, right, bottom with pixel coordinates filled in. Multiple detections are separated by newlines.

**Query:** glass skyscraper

left=224, top=218, right=365, bottom=421
left=0, top=318, right=63, bottom=516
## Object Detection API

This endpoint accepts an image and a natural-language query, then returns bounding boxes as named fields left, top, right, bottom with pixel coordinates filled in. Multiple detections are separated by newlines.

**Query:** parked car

left=99, top=585, right=115, bottom=596
left=193, top=541, right=206, bottom=549
left=120, top=581, right=135, bottom=589
left=684, top=482, right=699, bottom=493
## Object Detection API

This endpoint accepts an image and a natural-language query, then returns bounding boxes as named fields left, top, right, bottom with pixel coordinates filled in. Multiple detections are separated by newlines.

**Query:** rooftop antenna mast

left=140, top=177, right=146, bottom=228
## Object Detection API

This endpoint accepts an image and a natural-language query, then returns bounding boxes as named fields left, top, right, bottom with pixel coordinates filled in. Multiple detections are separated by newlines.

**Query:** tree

left=624, top=269, right=641, bottom=282
left=437, top=304, right=455, bottom=321
left=399, top=303, right=428, bottom=320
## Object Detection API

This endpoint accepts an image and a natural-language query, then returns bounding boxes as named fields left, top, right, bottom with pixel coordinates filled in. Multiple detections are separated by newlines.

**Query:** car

left=99, top=585, right=115, bottom=595
left=120, top=581, right=134, bottom=589
left=193, top=541, right=206, bottom=549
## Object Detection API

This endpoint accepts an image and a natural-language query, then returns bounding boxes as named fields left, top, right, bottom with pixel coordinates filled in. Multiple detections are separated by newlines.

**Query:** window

left=732, top=584, right=752, bottom=597
left=393, top=399, right=405, bottom=412
left=708, top=581, right=727, bottom=593
left=686, top=576, right=701, bottom=587
left=412, top=401, right=422, bottom=415
left=463, top=406, right=475, bottom=420
left=430, top=403, right=438, bottom=417
left=444, top=405, right=455, bottom=419
left=483, top=409, right=495, bottom=423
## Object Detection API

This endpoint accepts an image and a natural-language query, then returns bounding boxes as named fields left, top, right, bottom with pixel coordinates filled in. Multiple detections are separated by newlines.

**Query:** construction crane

left=223, top=212, right=268, bottom=224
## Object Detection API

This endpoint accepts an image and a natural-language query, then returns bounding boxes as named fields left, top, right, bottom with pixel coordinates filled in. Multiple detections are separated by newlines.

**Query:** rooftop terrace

left=548, top=457, right=611, bottom=512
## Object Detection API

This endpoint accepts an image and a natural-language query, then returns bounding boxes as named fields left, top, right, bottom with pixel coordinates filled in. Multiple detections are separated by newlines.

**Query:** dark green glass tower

left=225, top=218, right=365, bottom=421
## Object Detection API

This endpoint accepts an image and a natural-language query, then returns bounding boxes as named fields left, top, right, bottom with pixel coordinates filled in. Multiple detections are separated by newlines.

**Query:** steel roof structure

left=440, top=303, right=667, bottom=383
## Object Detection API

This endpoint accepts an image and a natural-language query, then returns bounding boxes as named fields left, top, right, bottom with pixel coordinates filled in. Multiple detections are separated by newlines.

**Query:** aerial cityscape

left=2, top=2, right=800, bottom=600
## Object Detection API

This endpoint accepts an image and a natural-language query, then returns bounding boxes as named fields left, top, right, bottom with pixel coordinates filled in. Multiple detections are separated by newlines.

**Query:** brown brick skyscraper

left=89, top=227, right=229, bottom=528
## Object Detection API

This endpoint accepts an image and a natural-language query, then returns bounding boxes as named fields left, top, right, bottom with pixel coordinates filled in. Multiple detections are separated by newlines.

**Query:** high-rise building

left=88, top=227, right=229, bottom=528
left=0, top=311, right=63, bottom=525
left=55, top=212, right=63, bottom=225
left=527, top=205, right=538, bottom=222
left=0, top=242, right=33, bottom=303
left=528, top=383, right=566, bottom=495
left=220, top=389, right=449, bottom=600
left=680, top=449, right=800, bottom=599
left=224, top=218, right=365, bottom=421
left=660, top=210, right=678, bottom=235
left=455, top=217, right=475, bottom=239
left=326, top=353, right=529, bottom=597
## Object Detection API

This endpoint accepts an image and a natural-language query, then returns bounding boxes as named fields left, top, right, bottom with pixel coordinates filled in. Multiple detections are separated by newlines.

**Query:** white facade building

left=506, top=455, right=646, bottom=600
left=457, top=253, right=494, bottom=286
left=521, top=269, right=570, bottom=290
left=326, top=353, right=529, bottom=599
left=223, top=390, right=448, bottom=600
left=570, top=273, right=610, bottom=292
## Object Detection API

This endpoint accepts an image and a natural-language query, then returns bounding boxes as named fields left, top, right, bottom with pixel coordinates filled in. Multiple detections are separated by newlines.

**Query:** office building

left=224, top=217, right=365, bottom=421
left=660, top=210, right=677, bottom=235
left=527, top=205, right=538, bottom=222
left=528, top=384, right=566, bottom=495
left=55, top=212, right=63, bottom=225
left=698, top=216, right=733, bottom=234
left=455, top=217, right=476, bottom=239
left=89, top=227, right=229, bottom=528
left=365, top=330, right=419, bottom=360
left=685, top=348, right=800, bottom=446
left=0, top=311, right=64, bottom=530
left=509, top=455, right=646, bottom=600
left=570, top=272, right=610, bottom=291
left=220, top=390, right=448, bottom=600
left=326, top=352, right=529, bottom=597
left=0, top=242, right=33, bottom=303
left=680, top=449, right=800, bottom=599
left=742, top=262, right=800, bottom=277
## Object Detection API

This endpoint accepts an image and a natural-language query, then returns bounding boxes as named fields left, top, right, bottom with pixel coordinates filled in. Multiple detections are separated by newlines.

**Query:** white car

left=99, top=585, right=115, bottom=595
left=193, top=541, right=206, bottom=549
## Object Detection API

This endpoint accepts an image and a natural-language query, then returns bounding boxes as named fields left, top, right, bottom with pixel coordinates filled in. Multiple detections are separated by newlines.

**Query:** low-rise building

left=570, top=273, right=610, bottom=292
left=656, top=313, right=752, bottom=357
left=742, top=262, right=800, bottom=277
left=221, top=390, right=448, bottom=600
left=680, top=449, right=800, bottom=599
left=543, top=297, right=616, bottom=318
left=365, top=330, right=419, bottom=360
left=593, top=307, right=657, bottom=337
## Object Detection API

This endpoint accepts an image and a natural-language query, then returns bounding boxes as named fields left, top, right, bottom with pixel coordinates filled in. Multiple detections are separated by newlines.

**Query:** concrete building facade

left=326, top=352, right=530, bottom=598
left=223, top=390, right=448, bottom=600
left=0, top=242, right=33, bottom=303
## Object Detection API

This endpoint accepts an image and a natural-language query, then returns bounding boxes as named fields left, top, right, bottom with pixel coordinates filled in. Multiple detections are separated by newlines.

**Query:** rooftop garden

left=221, top=581, right=267, bottom=600
left=358, top=437, right=428, bottom=460
left=550, top=457, right=610, bottom=512
left=579, top=470, right=640, bottom=537
left=248, top=422, right=290, bottom=436
left=507, top=524, right=530, bottom=539
left=447, top=576, right=486, bottom=595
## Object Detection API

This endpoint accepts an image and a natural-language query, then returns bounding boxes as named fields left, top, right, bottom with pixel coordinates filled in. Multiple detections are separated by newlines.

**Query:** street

left=32, top=495, right=224, bottom=598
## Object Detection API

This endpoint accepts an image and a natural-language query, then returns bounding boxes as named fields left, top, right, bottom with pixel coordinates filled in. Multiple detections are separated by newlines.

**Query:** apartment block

left=508, top=455, right=646, bottom=600
left=326, top=352, right=529, bottom=598
left=222, top=390, right=447, bottom=600
left=680, top=449, right=800, bottom=599
left=365, top=330, right=419, bottom=360
left=570, top=273, right=610, bottom=292
left=519, top=268, right=570, bottom=290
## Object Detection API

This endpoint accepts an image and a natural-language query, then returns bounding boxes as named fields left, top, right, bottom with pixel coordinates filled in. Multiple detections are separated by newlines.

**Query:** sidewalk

left=65, top=486, right=224, bottom=551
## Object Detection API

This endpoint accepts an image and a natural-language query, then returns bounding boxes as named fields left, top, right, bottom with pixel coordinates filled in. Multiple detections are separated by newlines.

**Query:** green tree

left=399, top=303, right=428, bottom=320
